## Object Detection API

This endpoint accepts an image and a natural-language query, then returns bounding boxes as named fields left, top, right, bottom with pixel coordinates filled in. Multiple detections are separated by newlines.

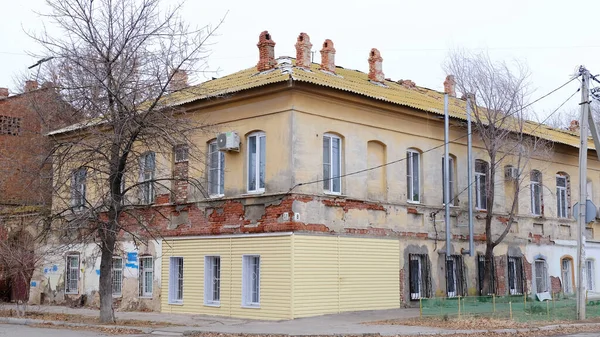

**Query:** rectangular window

left=242, top=255, right=260, bottom=307
left=71, top=168, right=87, bottom=209
left=475, top=160, right=488, bottom=210
left=409, top=254, right=430, bottom=300
left=65, top=255, right=79, bottom=294
left=204, top=256, right=221, bottom=305
left=139, top=257, right=153, bottom=297
left=208, top=141, right=225, bottom=196
left=168, top=257, right=183, bottom=304
left=531, top=171, right=542, bottom=215
left=586, top=259, right=595, bottom=291
left=507, top=256, right=524, bottom=295
left=535, top=259, right=548, bottom=293
left=174, top=144, right=189, bottom=163
left=247, top=133, right=265, bottom=193
left=446, top=255, right=465, bottom=297
left=407, top=150, right=420, bottom=202
left=112, top=257, right=123, bottom=296
left=140, top=152, right=156, bottom=204
left=442, top=156, right=455, bottom=205
left=323, top=134, right=342, bottom=194
left=557, top=175, right=568, bottom=218
left=0, top=115, right=22, bottom=136
left=477, top=255, right=496, bottom=296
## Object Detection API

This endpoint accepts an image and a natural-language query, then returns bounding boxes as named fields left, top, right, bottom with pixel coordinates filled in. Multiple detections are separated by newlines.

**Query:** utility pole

left=577, top=66, right=590, bottom=320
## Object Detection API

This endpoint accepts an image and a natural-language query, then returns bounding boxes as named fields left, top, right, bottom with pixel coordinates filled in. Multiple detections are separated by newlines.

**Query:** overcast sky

left=1, top=0, right=598, bottom=123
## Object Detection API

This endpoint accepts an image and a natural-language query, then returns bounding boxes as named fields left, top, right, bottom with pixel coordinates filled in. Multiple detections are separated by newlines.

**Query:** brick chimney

left=444, top=75, right=456, bottom=97
left=256, top=31, right=276, bottom=72
left=319, top=39, right=336, bottom=73
left=0, top=88, right=8, bottom=99
left=169, top=69, right=188, bottom=92
left=295, top=33, right=312, bottom=69
left=368, top=48, right=384, bottom=83
left=24, top=80, right=38, bottom=92
left=569, top=120, right=580, bottom=133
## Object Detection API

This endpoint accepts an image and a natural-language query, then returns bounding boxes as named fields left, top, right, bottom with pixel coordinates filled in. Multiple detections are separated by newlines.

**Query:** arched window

left=556, top=172, right=570, bottom=218
left=323, top=133, right=342, bottom=194
left=140, top=152, right=155, bottom=204
left=208, top=140, right=225, bottom=196
left=247, top=132, right=266, bottom=193
left=71, top=167, right=87, bottom=210
left=407, top=149, right=421, bottom=203
left=475, top=160, right=489, bottom=210
left=534, top=258, right=548, bottom=293
left=530, top=170, right=543, bottom=215
left=561, top=257, right=574, bottom=293
left=442, top=155, right=457, bottom=205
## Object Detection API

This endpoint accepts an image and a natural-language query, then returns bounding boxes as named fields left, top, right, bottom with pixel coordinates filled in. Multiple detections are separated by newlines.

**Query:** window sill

left=112, top=294, right=122, bottom=298
left=65, top=292, right=79, bottom=295
left=243, top=191, right=265, bottom=196
left=204, top=302, right=221, bottom=308
left=241, top=304, right=260, bottom=309
left=209, top=194, right=225, bottom=199
left=324, top=191, right=343, bottom=196
left=139, top=295, right=153, bottom=299
left=407, top=200, right=421, bottom=205
left=168, top=301, right=184, bottom=306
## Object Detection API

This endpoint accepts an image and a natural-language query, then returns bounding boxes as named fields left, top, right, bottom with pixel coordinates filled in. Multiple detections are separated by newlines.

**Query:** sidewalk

left=4, top=303, right=597, bottom=336
left=0, top=304, right=458, bottom=336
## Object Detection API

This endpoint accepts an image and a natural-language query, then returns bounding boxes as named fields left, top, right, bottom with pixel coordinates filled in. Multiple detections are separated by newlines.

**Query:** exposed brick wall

left=319, top=40, right=336, bottom=73
left=399, top=268, right=405, bottom=304
left=172, top=161, right=188, bottom=204
left=256, top=31, right=276, bottom=72
left=551, top=276, right=562, bottom=294
left=295, top=33, right=312, bottom=69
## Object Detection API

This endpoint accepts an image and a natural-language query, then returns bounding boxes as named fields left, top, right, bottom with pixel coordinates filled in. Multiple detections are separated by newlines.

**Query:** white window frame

left=323, top=134, right=342, bottom=194
left=586, top=259, right=595, bottom=291
left=247, top=132, right=266, bottom=193
left=242, top=255, right=260, bottom=307
left=65, top=255, right=79, bottom=295
left=71, top=168, right=87, bottom=210
left=406, top=149, right=421, bottom=203
left=561, top=258, right=573, bottom=293
left=168, top=257, right=184, bottom=304
left=475, top=160, right=488, bottom=210
left=112, top=257, right=123, bottom=296
left=208, top=140, right=225, bottom=197
left=535, top=259, right=548, bottom=293
left=139, top=256, right=153, bottom=298
left=442, top=156, right=456, bottom=206
left=204, top=256, right=221, bottom=306
left=140, top=152, right=156, bottom=204
left=556, top=175, right=568, bottom=218
left=530, top=170, right=542, bottom=216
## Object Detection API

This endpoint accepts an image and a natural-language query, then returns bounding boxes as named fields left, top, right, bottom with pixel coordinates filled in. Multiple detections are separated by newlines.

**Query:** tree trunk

left=98, top=221, right=117, bottom=323
left=482, top=244, right=495, bottom=295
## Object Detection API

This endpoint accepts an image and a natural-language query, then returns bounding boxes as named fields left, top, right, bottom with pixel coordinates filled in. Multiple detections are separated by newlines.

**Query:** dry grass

left=31, top=322, right=144, bottom=335
left=0, top=309, right=174, bottom=327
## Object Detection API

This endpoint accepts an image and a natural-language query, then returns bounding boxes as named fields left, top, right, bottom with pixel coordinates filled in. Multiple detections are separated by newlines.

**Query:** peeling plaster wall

left=31, top=240, right=162, bottom=311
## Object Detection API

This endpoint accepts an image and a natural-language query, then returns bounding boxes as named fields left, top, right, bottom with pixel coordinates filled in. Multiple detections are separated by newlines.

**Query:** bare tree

left=0, top=228, right=41, bottom=317
left=29, top=0, right=223, bottom=323
left=445, top=50, right=551, bottom=295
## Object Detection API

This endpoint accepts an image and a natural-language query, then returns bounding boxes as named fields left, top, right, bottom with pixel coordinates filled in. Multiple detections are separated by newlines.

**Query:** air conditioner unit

left=504, top=166, right=519, bottom=180
left=216, top=132, right=240, bottom=152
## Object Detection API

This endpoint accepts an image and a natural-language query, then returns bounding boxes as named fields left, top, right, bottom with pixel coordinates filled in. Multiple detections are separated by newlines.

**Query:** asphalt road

left=0, top=324, right=150, bottom=336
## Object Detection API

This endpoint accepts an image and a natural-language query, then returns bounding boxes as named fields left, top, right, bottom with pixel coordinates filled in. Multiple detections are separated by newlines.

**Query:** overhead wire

left=279, top=76, right=578, bottom=197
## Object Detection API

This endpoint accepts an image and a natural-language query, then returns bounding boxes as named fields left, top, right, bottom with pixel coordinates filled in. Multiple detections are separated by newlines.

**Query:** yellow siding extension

left=161, top=234, right=292, bottom=320
left=292, top=235, right=400, bottom=318
left=161, top=234, right=400, bottom=320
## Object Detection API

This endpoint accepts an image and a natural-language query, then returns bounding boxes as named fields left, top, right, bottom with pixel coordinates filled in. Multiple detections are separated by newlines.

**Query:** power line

left=282, top=76, right=578, bottom=195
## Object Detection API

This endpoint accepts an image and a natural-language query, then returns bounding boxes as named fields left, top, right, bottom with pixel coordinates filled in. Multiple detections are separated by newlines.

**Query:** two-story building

left=39, top=31, right=600, bottom=319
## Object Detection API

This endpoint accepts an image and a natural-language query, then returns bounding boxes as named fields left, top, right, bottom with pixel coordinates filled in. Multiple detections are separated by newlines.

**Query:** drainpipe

left=444, top=94, right=451, bottom=257
left=466, top=96, right=474, bottom=257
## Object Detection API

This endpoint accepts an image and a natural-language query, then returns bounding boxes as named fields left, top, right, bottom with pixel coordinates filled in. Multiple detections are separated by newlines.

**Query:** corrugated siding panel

left=160, top=235, right=292, bottom=320
left=293, top=235, right=340, bottom=317
left=292, top=235, right=400, bottom=318
left=338, top=237, right=400, bottom=312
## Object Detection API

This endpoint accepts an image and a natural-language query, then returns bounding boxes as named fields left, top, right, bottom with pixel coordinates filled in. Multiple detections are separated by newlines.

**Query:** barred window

left=112, top=257, right=123, bottom=296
